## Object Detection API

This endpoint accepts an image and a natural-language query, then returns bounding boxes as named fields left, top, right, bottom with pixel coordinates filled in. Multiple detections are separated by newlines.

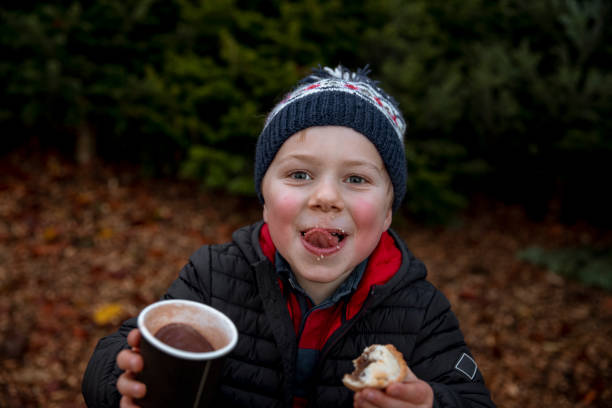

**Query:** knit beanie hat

left=254, top=65, right=407, bottom=211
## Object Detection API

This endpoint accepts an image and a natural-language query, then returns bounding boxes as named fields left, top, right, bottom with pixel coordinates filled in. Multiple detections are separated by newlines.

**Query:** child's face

left=261, top=126, right=393, bottom=303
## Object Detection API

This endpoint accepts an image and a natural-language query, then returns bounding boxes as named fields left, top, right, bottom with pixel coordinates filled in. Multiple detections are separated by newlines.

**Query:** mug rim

left=138, top=299, right=238, bottom=360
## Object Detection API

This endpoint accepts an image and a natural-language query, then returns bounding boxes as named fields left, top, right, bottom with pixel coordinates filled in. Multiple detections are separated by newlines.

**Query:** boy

left=82, top=65, right=496, bottom=408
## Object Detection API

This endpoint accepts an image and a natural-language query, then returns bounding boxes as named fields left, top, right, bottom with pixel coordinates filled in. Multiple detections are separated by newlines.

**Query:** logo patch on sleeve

left=455, top=353, right=477, bottom=380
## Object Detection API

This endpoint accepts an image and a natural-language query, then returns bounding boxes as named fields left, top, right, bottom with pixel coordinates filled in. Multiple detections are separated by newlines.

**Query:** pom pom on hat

left=254, top=64, right=407, bottom=211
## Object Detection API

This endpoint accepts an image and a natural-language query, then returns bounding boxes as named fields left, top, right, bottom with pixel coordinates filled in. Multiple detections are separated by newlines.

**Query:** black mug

left=135, top=299, right=238, bottom=408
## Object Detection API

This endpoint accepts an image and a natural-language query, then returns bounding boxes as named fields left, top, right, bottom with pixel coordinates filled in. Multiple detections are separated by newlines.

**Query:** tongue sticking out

left=303, top=229, right=340, bottom=249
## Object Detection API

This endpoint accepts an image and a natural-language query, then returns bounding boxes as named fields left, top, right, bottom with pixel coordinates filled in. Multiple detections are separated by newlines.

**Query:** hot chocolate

left=154, top=323, right=214, bottom=353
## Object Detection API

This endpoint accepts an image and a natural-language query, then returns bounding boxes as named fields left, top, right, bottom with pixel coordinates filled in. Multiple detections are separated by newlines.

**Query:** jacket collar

left=231, top=220, right=427, bottom=301
left=258, top=222, right=403, bottom=314
left=275, top=250, right=368, bottom=307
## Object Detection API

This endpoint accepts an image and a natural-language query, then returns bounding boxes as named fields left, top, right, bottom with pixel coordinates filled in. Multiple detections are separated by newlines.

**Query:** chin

left=304, top=264, right=350, bottom=283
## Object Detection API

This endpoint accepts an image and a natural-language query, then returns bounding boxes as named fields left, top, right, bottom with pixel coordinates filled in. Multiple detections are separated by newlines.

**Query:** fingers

left=353, top=381, right=434, bottom=408
left=355, top=388, right=407, bottom=408
left=387, top=381, right=433, bottom=405
left=117, top=349, right=144, bottom=373
left=127, top=328, right=142, bottom=349
left=354, top=389, right=384, bottom=408
left=117, top=329, right=146, bottom=408
left=120, top=396, right=143, bottom=408
left=117, top=371, right=147, bottom=400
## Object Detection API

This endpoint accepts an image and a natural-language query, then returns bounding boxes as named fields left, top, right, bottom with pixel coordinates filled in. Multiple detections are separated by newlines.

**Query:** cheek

left=267, top=191, right=301, bottom=225
left=351, top=198, right=390, bottom=257
left=350, top=198, right=384, bottom=229
left=266, top=192, right=302, bottom=252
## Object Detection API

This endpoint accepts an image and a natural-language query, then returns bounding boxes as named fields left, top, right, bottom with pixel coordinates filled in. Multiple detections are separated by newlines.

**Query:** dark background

left=1, top=1, right=611, bottom=407
left=2, top=0, right=611, bottom=225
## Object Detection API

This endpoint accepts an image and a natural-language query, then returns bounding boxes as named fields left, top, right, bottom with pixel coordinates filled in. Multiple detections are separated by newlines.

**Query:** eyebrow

left=278, top=154, right=386, bottom=175
left=343, top=159, right=386, bottom=175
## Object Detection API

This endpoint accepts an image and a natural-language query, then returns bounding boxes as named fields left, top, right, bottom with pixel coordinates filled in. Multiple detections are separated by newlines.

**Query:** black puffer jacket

left=82, top=222, right=496, bottom=407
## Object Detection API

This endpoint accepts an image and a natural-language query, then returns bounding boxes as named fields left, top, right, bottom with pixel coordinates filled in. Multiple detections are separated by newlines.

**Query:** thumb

left=387, top=380, right=432, bottom=404
left=127, top=329, right=142, bottom=349
left=403, top=364, right=418, bottom=382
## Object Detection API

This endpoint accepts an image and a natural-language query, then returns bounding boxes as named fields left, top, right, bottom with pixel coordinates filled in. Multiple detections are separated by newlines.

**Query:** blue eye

left=290, top=171, right=311, bottom=180
left=347, top=175, right=365, bottom=184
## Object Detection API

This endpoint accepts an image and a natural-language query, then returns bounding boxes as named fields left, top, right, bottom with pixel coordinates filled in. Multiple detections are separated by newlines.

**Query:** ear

left=383, top=206, right=392, bottom=231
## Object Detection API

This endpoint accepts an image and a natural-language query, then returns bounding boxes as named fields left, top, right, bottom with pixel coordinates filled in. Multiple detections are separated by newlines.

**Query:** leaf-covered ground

left=1, top=150, right=611, bottom=407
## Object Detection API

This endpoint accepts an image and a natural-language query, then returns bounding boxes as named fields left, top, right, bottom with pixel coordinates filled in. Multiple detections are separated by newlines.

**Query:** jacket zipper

left=304, top=287, right=378, bottom=407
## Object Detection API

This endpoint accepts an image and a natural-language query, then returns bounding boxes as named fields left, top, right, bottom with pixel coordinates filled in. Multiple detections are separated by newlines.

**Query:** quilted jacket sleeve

left=81, top=317, right=137, bottom=408
left=410, top=287, right=496, bottom=408
left=81, top=247, right=211, bottom=408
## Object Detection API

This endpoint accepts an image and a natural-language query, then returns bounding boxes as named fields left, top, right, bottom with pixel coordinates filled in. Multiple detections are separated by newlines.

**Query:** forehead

left=277, top=126, right=384, bottom=164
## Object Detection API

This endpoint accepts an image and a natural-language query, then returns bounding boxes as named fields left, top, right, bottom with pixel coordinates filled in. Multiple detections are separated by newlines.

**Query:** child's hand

left=353, top=366, right=433, bottom=408
left=116, top=329, right=147, bottom=408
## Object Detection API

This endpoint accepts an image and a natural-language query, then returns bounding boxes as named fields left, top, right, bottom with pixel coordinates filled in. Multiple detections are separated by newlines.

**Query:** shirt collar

left=275, top=252, right=368, bottom=308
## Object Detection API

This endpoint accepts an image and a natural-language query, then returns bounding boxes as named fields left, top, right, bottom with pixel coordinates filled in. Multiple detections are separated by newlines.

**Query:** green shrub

left=2, top=0, right=611, bottom=225
left=518, top=246, right=612, bottom=291
left=179, top=144, right=252, bottom=194
left=366, top=0, right=612, bottom=224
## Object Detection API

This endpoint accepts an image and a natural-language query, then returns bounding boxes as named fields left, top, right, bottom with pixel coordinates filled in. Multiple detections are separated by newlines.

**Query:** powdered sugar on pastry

left=342, top=344, right=408, bottom=391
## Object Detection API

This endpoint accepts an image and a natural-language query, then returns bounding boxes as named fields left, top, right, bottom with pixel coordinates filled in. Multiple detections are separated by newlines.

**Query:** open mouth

left=300, top=228, right=347, bottom=250
left=331, top=231, right=346, bottom=242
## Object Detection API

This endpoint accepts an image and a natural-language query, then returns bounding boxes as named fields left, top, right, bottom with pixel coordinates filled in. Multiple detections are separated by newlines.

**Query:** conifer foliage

left=1, top=0, right=610, bottom=224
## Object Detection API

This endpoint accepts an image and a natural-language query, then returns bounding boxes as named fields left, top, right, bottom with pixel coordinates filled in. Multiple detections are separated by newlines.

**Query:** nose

left=308, top=177, right=344, bottom=212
